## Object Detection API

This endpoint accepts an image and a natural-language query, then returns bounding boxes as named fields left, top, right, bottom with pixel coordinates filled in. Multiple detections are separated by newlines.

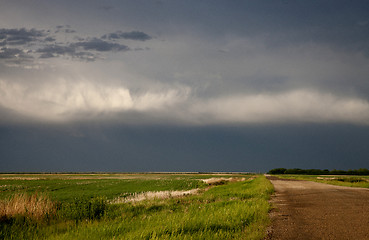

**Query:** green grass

left=275, top=174, right=369, bottom=188
left=0, top=173, right=273, bottom=240
left=0, top=174, right=207, bottom=202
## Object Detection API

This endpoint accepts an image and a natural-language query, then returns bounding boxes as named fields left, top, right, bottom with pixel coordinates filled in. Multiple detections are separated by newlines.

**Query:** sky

left=1, top=0, right=369, bottom=172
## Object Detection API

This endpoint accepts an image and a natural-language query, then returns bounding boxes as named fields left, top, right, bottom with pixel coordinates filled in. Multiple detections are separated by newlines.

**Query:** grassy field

left=0, top=173, right=273, bottom=239
left=274, top=174, right=369, bottom=188
left=0, top=173, right=206, bottom=202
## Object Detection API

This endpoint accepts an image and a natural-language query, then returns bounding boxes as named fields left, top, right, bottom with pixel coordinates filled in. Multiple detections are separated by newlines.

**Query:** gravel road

left=266, top=175, right=369, bottom=240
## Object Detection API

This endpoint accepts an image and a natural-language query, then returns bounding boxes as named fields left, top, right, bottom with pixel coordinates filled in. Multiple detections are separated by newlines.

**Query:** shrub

left=335, top=177, right=365, bottom=183
left=267, top=168, right=287, bottom=174
left=57, top=196, right=107, bottom=221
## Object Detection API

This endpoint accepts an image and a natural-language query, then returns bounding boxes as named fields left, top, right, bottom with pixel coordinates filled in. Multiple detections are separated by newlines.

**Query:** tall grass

left=0, top=195, right=109, bottom=239
left=0, top=193, right=55, bottom=221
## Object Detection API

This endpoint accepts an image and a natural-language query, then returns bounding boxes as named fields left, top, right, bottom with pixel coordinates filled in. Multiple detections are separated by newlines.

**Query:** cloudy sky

left=1, top=0, right=369, bottom=172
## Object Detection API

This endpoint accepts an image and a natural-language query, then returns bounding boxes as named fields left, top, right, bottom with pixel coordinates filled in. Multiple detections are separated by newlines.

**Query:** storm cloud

left=1, top=0, right=369, bottom=172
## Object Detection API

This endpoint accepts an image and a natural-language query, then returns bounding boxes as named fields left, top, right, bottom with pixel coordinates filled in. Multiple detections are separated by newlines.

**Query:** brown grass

left=0, top=193, right=56, bottom=221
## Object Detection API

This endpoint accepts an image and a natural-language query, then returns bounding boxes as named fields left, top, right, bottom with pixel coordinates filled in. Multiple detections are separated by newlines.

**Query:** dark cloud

left=102, top=31, right=152, bottom=41
left=73, top=38, right=129, bottom=52
left=39, top=52, right=55, bottom=58
left=0, top=28, right=45, bottom=46
left=36, top=44, right=96, bottom=61
left=65, top=29, right=76, bottom=34
left=0, top=28, right=44, bottom=37
left=73, top=51, right=96, bottom=61
left=55, top=25, right=76, bottom=34
left=0, top=47, right=32, bottom=61
left=0, top=48, right=33, bottom=65
left=134, top=47, right=150, bottom=51
left=0, top=47, right=23, bottom=59
left=44, top=37, right=56, bottom=42
left=37, top=44, right=75, bottom=56
left=0, top=27, right=150, bottom=64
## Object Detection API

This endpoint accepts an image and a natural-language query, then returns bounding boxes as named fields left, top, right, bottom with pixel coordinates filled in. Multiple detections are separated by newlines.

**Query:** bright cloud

left=1, top=78, right=369, bottom=125
left=0, top=78, right=190, bottom=122
left=191, top=90, right=369, bottom=125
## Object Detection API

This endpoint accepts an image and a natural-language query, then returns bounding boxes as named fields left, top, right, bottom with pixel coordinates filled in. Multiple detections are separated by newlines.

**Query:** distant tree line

left=268, top=168, right=369, bottom=175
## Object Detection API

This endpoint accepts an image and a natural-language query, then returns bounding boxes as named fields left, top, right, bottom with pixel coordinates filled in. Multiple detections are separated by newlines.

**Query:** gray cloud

left=0, top=28, right=45, bottom=46
left=39, top=52, right=55, bottom=58
left=54, top=25, right=75, bottom=34
left=73, top=38, right=129, bottom=52
left=0, top=47, right=33, bottom=64
left=73, top=51, right=96, bottom=61
left=102, top=31, right=152, bottom=41
left=37, top=45, right=75, bottom=57
left=44, top=37, right=56, bottom=42
left=36, top=37, right=131, bottom=61
left=64, top=29, right=76, bottom=34
left=0, top=47, right=23, bottom=59
left=36, top=44, right=96, bottom=61
left=0, top=27, right=150, bottom=64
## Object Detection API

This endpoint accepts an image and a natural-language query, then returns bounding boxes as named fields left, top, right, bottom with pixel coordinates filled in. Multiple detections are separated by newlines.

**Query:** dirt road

left=266, top=176, right=369, bottom=240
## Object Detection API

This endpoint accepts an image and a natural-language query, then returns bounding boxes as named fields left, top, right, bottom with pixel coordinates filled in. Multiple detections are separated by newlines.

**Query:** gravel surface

left=266, top=175, right=369, bottom=240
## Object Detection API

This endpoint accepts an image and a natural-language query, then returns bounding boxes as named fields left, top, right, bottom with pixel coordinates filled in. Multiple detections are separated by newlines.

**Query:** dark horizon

left=1, top=123, right=368, bottom=173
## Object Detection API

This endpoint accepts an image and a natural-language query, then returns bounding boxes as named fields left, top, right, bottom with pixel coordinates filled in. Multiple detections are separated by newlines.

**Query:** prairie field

left=0, top=173, right=273, bottom=239
left=275, top=174, right=369, bottom=188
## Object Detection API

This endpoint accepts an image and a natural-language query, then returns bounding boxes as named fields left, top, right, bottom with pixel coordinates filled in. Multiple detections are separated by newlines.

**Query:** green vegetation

left=268, top=168, right=369, bottom=175
left=268, top=168, right=369, bottom=188
left=0, top=174, right=273, bottom=239
left=274, top=174, right=369, bottom=188
left=0, top=174, right=206, bottom=201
